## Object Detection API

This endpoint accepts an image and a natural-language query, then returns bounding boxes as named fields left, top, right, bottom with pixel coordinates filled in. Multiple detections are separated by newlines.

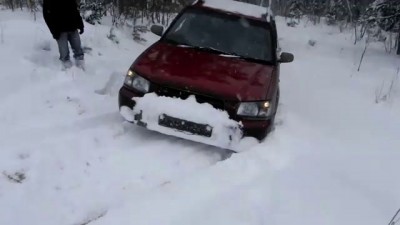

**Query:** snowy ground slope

left=1, top=9, right=400, bottom=225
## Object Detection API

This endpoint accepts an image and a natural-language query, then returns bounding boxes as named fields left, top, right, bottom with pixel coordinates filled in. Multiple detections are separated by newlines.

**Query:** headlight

left=237, top=102, right=259, bottom=117
left=237, top=101, right=272, bottom=117
left=124, top=70, right=150, bottom=93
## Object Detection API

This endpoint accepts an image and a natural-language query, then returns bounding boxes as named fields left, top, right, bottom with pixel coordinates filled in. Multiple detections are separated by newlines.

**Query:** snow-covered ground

left=1, top=7, right=399, bottom=225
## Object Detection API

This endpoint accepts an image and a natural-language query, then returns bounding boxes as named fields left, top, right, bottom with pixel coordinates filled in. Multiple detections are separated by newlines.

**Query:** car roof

left=191, top=0, right=274, bottom=22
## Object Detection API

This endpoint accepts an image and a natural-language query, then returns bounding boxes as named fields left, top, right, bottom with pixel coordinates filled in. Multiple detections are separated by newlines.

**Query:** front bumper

left=118, top=86, right=271, bottom=148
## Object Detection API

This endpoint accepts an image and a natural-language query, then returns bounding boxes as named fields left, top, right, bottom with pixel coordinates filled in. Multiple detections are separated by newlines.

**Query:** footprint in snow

left=66, top=96, right=86, bottom=115
left=3, top=171, right=26, bottom=184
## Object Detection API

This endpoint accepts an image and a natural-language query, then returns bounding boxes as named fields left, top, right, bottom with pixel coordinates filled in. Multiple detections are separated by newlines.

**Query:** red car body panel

left=132, top=42, right=276, bottom=101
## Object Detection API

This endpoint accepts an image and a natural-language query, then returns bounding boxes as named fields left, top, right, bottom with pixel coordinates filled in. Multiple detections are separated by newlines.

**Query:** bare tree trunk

left=1, top=23, right=4, bottom=44
left=8, top=0, right=15, bottom=11
left=354, top=23, right=358, bottom=44
left=358, top=37, right=370, bottom=71
left=345, top=0, right=353, bottom=24
left=397, top=31, right=400, bottom=55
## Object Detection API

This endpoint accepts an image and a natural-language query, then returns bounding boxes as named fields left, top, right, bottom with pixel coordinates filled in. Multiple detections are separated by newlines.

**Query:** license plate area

left=158, top=114, right=213, bottom=137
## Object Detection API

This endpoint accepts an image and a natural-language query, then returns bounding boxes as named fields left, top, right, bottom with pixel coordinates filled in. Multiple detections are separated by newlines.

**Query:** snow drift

left=121, top=93, right=245, bottom=151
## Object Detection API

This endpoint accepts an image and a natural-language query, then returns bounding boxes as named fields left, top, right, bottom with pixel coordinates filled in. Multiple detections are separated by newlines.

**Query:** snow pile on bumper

left=120, top=93, right=244, bottom=150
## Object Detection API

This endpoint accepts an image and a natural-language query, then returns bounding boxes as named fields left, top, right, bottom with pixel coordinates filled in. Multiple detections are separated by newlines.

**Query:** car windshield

left=163, top=7, right=274, bottom=62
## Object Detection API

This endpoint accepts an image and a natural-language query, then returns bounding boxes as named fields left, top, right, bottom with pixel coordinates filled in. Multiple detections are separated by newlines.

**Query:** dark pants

left=57, top=31, right=84, bottom=62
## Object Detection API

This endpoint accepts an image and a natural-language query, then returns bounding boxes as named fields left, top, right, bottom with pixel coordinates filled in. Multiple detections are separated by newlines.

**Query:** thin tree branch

left=388, top=208, right=400, bottom=225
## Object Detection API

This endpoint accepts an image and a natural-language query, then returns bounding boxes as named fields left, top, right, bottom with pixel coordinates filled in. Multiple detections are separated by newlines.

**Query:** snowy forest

left=1, top=0, right=399, bottom=54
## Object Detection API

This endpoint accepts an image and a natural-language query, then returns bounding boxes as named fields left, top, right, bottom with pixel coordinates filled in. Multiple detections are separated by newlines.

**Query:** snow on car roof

left=195, top=0, right=270, bottom=20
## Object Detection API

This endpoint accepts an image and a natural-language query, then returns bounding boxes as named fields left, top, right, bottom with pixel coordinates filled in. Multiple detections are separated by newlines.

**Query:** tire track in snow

left=1, top=109, right=233, bottom=225
left=0, top=16, right=240, bottom=225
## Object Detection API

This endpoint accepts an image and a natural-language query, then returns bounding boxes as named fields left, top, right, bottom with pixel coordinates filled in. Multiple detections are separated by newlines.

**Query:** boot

left=75, top=59, right=85, bottom=71
left=62, top=60, right=73, bottom=70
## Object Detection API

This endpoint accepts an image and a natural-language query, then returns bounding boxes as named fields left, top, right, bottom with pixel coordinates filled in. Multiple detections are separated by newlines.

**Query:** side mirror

left=150, top=25, right=164, bottom=37
left=278, top=52, right=294, bottom=63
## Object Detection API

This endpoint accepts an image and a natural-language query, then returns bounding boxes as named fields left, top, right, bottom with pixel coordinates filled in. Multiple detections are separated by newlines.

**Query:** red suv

left=118, top=0, right=294, bottom=149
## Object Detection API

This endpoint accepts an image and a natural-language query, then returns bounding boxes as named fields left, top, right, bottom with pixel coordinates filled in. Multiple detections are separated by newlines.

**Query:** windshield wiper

left=170, top=43, right=239, bottom=57
left=194, top=48, right=271, bottom=63
left=180, top=45, right=231, bottom=55
left=225, top=52, right=273, bottom=64
left=164, top=39, right=272, bottom=64
left=162, top=39, right=217, bottom=52
left=186, top=45, right=272, bottom=64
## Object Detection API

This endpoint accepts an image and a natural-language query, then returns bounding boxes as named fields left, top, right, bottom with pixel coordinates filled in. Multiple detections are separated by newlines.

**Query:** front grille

left=153, top=85, right=225, bottom=111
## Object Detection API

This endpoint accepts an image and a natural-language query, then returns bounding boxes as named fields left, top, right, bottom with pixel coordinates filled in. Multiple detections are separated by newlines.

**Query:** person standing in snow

left=43, top=0, right=85, bottom=69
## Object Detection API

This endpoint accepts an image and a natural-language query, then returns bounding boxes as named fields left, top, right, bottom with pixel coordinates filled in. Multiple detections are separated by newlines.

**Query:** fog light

left=263, top=102, right=270, bottom=108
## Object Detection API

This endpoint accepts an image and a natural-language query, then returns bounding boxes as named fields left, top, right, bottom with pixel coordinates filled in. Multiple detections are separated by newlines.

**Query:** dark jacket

left=43, top=0, right=84, bottom=39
